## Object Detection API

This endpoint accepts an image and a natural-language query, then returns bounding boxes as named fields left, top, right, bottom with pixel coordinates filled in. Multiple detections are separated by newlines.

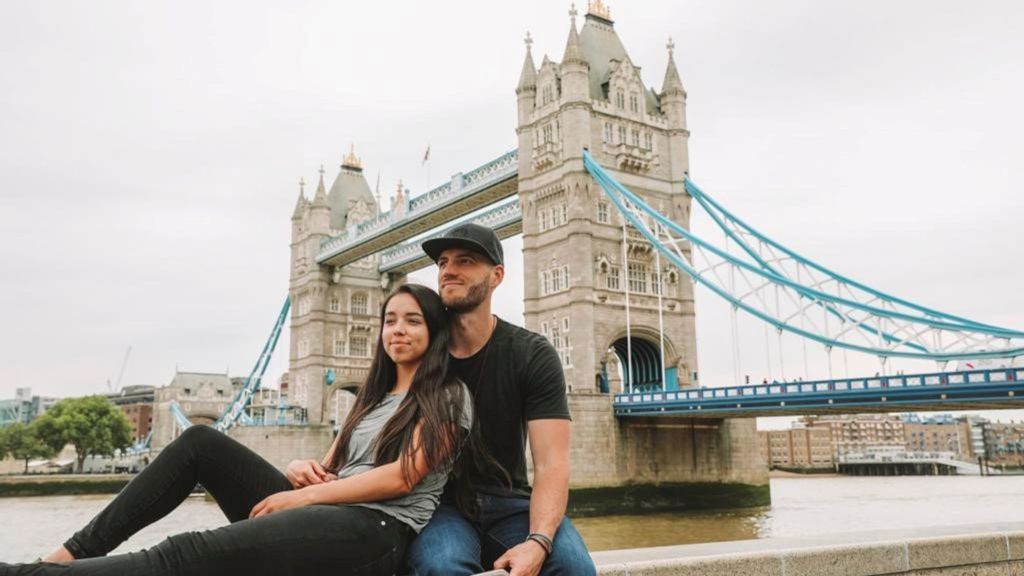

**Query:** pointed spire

left=517, top=32, right=537, bottom=93
left=316, top=164, right=327, bottom=195
left=562, top=4, right=586, bottom=66
left=312, top=164, right=329, bottom=207
left=291, top=177, right=307, bottom=220
left=661, top=37, right=686, bottom=96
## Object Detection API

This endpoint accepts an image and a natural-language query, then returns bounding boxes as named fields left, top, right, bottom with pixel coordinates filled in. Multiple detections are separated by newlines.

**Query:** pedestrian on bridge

left=1, top=284, right=478, bottom=576
left=410, top=223, right=596, bottom=576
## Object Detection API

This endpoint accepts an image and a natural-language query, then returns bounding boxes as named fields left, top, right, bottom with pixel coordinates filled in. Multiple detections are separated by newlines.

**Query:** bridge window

left=607, top=266, right=620, bottom=290
left=629, top=93, right=638, bottom=113
left=651, top=272, right=663, bottom=295
left=631, top=129, right=640, bottom=147
left=627, top=262, right=648, bottom=293
left=616, top=89, right=625, bottom=109
left=597, top=202, right=609, bottom=223
left=334, top=339, right=344, bottom=357
left=542, top=124, right=553, bottom=144
left=603, top=122, right=613, bottom=143
left=329, top=297, right=340, bottom=313
left=541, top=265, right=570, bottom=295
left=644, top=132, right=653, bottom=150
left=542, top=319, right=573, bottom=368
left=350, top=292, right=368, bottom=316
left=618, top=125, right=626, bottom=144
left=349, top=334, right=369, bottom=357
left=542, top=84, right=554, bottom=105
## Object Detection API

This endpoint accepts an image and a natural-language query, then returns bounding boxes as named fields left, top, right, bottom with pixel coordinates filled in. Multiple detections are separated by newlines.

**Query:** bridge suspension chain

left=582, top=150, right=1024, bottom=363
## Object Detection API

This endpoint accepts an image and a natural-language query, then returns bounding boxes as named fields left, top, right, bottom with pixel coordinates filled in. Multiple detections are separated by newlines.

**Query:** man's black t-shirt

left=449, top=317, right=570, bottom=498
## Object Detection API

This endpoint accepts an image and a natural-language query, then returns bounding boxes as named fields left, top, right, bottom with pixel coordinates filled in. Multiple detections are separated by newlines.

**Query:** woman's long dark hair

left=325, top=283, right=494, bottom=513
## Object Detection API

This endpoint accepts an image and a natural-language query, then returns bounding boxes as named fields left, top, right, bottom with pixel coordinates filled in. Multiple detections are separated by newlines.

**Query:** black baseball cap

left=421, top=223, right=504, bottom=266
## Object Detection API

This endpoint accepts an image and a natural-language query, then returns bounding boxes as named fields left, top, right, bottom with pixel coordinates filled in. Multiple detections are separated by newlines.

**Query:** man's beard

left=443, top=276, right=490, bottom=313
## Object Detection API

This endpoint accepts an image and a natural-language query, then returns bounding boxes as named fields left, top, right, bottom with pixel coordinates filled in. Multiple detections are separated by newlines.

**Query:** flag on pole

left=422, top=144, right=431, bottom=165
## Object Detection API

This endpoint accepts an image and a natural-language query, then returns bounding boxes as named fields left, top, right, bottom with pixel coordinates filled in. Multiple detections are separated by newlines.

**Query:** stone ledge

left=591, top=523, right=1024, bottom=576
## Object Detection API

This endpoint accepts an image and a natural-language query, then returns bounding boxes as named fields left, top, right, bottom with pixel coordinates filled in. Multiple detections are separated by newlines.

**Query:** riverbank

left=0, top=474, right=131, bottom=497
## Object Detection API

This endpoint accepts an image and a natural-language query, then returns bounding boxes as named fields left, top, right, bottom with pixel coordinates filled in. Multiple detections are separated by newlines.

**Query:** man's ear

left=490, top=264, right=505, bottom=288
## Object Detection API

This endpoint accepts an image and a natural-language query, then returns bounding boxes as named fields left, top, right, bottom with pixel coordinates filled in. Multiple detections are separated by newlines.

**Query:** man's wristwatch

left=526, top=532, right=554, bottom=556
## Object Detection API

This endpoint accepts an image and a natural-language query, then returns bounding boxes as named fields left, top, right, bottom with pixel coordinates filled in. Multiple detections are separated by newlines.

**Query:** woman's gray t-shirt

left=334, top=382, right=473, bottom=532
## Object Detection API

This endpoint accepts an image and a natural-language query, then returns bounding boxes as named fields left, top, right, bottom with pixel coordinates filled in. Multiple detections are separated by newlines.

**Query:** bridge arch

left=604, top=327, right=685, bottom=392
left=324, top=381, right=360, bottom=431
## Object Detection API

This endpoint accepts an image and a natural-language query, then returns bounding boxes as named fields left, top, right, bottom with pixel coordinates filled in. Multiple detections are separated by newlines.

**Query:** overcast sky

left=1, top=1, right=1021, bottom=426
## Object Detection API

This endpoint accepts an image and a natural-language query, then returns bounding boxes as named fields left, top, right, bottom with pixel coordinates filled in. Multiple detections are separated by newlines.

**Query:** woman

left=1, top=283, right=473, bottom=575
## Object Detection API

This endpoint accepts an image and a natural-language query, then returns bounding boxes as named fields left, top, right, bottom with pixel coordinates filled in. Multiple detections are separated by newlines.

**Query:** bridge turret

left=309, top=164, right=331, bottom=234
left=560, top=6, right=589, bottom=105
left=291, top=177, right=307, bottom=222
left=660, top=38, right=690, bottom=182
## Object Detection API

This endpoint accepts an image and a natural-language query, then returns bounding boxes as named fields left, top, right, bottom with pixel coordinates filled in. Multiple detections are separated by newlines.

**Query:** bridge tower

left=517, top=3, right=695, bottom=396
left=517, top=3, right=767, bottom=496
left=288, top=148, right=393, bottom=426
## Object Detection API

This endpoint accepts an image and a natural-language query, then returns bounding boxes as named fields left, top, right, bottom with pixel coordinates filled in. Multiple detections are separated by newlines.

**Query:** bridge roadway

left=614, top=367, right=1024, bottom=418
left=317, top=150, right=518, bottom=268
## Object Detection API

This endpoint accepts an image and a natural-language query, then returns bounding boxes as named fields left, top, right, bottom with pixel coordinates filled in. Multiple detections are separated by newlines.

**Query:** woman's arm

left=250, top=420, right=444, bottom=518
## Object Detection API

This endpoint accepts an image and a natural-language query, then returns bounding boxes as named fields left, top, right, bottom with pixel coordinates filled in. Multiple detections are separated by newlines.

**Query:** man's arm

left=493, top=418, right=571, bottom=575
left=527, top=418, right=571, bottom=540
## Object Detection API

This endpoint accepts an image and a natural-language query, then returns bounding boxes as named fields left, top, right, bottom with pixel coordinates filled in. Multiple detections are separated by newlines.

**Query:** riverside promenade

left=586, top=522, right=1024, bottom=575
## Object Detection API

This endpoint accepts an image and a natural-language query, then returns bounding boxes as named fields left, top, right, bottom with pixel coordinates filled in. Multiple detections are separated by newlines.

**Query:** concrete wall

left=592, top=525, right=1024, bottom=575
left=227, top=425, right=334, bottom=471
left=568, top=394, right=768, bottom=494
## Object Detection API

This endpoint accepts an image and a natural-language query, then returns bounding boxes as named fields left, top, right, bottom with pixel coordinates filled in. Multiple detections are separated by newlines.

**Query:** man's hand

left=493, top=539, right=547, bottom=576
left=285, top=459, right=335, bottom=488
left=249, top=488, right=316, bottom=519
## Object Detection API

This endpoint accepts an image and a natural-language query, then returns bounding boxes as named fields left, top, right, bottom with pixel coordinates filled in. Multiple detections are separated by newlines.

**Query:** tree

left=34, top=396, right=132, bottom=474
left=0, top=422, right=56, bottom=474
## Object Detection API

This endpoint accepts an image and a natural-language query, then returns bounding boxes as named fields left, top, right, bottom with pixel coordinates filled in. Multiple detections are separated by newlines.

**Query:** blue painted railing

left=378, top=198, right=522, bottom=272
left=614, top=367, right=1024, bottom=417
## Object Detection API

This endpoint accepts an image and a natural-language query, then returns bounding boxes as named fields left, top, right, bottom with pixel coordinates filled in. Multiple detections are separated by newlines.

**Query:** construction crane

left=107, top=346, right=133, bottom=393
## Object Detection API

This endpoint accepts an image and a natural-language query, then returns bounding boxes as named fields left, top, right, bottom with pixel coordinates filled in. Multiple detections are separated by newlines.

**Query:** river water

left=1, top=476, right=1021, bottom=563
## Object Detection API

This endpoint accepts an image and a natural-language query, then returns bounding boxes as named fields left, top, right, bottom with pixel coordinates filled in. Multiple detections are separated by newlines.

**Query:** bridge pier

left=565, top=394, right=769, bottom=514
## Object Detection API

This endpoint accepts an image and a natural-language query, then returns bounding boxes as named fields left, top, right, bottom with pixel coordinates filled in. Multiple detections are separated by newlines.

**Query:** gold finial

left=524, top=31, right=533, bottom=51
left=587, top=0, right=612, bottom=21
left=342, top=143, right=362, bottom=170
left=569, top=3, right=578, bottom=24
left=667, top=37, right=676, bottom=56
left=299, top=177, right=306, bottom=193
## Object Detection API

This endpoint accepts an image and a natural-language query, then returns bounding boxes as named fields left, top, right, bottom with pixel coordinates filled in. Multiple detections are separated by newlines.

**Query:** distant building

left=151, top=371, right=241, bottom=449
left=247, top=387, right=308, bottom=427
left=801, top=414, right=906, bottom=456
left=0, top=387, right=59, bottom=427
left=902, top=414, right=974, bottom=460
left=758, top=427, right=834, bottom=470
left=106, top=385, right=156, bottom=442
left=984, top=422, right=1024, bottom=466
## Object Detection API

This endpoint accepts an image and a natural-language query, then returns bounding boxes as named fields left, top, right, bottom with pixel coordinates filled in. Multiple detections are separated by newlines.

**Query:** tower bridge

left=155, top=3, right=1022, bottom=504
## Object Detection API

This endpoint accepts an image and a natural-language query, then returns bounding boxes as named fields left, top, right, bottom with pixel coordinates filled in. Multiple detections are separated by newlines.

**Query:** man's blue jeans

left=406, top=494, right=596, bottom=576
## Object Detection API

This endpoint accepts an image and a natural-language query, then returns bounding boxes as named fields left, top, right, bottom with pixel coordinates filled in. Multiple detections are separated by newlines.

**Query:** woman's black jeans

left=1, top=425, right=413, bottom=575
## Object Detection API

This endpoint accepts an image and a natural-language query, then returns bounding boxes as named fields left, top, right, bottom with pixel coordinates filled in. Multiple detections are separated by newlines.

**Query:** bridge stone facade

left=284, top=2, right=768, bottom=500
left=288, top=152, right=400, bottom=427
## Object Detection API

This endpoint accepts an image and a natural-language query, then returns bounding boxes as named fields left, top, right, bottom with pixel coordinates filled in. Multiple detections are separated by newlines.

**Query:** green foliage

left=33, top=396, right=132, bottom=473
left=0, top=422, right=56, bottom=474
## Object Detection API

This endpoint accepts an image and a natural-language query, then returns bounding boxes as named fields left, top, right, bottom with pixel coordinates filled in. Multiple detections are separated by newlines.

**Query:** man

left=407, top=223, right=596, bottom=576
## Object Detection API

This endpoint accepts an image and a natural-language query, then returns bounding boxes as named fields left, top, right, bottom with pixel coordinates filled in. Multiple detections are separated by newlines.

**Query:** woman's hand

left=285, top=459, right=335, bottom=488
left=249, top=488, right=318, bottom=519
